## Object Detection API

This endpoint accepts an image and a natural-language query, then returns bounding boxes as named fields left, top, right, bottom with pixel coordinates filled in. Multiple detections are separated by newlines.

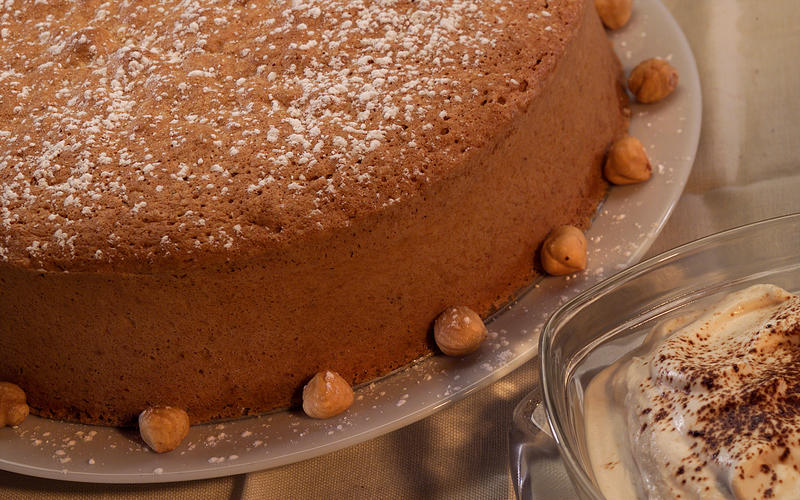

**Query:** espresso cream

left=585, top=284, right=800, bottom=499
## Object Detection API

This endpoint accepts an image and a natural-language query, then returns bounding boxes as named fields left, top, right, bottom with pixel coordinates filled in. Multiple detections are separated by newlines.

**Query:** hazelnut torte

left=0, top=0, right=628, bottom=425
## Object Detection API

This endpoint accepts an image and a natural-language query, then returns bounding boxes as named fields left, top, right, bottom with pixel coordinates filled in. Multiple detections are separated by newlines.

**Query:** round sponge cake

left=0, top=0, right=628, bottom=424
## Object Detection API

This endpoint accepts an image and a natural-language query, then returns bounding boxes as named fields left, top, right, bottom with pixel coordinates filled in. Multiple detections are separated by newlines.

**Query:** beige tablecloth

left=3, top=1, right=799, bottom=498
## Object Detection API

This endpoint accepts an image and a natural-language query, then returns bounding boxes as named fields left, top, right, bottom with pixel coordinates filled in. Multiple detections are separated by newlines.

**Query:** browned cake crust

left=0, top=0, right=627, bottom=425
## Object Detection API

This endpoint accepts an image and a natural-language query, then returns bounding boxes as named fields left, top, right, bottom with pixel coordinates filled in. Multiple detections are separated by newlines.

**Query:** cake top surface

left=0, top=0, right=581, bottom=271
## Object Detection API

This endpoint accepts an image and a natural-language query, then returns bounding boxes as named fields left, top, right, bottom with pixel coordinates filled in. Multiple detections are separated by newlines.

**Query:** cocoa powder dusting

left=644, top=292, right=800, bottom=498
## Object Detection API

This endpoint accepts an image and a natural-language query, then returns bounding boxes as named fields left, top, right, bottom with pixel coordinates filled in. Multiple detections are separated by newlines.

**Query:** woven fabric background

left=3, top=0, right=799, bottom=498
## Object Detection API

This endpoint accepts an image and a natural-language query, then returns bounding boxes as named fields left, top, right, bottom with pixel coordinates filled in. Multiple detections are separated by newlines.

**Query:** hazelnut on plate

left=595, top=0, right=632, bottom=30
left=139, top=406, right=191, bottom=453
left=434, top=306, right=487, bottom=357
left=0, top=382, right=29, bottom=428
left=302, top=370, right=354, bottom=419
left=604, top=135, right=652, bottom=185
left=628, top=58, right=679, bottom=103
left=540, top=225, right=587, bottom=276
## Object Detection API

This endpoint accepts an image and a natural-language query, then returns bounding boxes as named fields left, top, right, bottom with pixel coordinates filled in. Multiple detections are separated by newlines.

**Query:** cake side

left=0, top=0, right=628, bottom=425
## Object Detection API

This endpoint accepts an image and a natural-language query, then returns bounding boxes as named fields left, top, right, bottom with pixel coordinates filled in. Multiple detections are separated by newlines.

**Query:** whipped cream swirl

left=585, top=284, right=800, bottom=499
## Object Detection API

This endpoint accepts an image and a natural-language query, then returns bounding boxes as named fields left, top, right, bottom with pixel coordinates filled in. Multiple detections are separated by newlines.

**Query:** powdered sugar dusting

left=0, top=0, right=573, bottom=268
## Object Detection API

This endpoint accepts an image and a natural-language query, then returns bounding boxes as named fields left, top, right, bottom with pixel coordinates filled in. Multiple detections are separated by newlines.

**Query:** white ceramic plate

left=0, top=0, right=701, bottom=483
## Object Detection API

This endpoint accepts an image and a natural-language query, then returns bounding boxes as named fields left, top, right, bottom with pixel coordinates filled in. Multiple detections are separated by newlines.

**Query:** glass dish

left=511, top=213, right=800, bottom=499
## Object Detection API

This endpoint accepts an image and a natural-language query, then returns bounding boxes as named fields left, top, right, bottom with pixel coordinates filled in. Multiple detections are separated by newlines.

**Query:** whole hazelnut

left=434, top=306, right=487, bottom=357
left=139, top=406, right=190, bottom=453
left=628, top=58, right=679, bottom=103
left=595, top=0, right=632, bottom=30
left=302, top=370, right=354, bottom=419
left=604, top=135, right=652, bottom=185
left=0, top=382, right=30, bottom=428
left=540, top=225, right=587, bottom=276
